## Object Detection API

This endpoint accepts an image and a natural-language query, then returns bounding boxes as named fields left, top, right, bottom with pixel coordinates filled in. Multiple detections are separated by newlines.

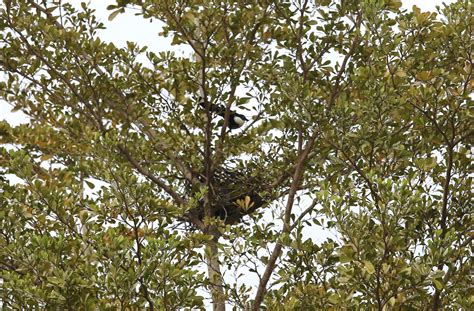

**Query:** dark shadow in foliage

left=186, top=166, right=267, bottom=226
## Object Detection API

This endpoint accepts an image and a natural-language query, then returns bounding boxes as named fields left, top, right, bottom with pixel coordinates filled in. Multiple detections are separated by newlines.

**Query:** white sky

left=0, top=0, right=457, bottom=307
left=0, top=0, right=456, bottom=125
left=0, top=0, right=455, bottom=124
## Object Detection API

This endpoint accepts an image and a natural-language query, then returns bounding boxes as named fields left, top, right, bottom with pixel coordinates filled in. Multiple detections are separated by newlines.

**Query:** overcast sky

left=0, top=0, right=456, bottom=125
left=0, top=1, right=458, bottom=307
left=0, top=0, right=458, bottom=246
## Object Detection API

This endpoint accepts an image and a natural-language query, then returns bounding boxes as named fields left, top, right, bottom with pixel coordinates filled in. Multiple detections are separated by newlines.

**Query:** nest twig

left=187, top=166, right=266, bottom=225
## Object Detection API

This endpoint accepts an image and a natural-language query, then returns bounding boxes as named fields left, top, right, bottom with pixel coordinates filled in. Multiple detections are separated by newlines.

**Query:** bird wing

left=198, top=97, right=226, bottom=117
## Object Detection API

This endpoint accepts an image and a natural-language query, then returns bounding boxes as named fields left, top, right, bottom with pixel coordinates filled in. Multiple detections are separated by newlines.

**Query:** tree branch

left=432, top=142, right=455, bottom=310
left=26, top=0, right=204, bottom=190
left=252, top=11, right=362, bottom=309
left=290, top=198, right=319, bottom=231
left=118, top=145, right=186, bottom=206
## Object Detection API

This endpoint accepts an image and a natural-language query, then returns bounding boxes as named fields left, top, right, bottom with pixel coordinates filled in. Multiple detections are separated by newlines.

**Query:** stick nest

left=189, top=166, right=267, bottom=225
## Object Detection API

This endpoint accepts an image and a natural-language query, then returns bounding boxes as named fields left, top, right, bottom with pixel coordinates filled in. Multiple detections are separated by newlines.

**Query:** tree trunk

left=206, top=237, right=226, bottom=311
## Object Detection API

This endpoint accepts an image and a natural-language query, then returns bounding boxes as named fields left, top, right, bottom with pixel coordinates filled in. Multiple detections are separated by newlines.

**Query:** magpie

left=198, top=97, right=248, bottom=129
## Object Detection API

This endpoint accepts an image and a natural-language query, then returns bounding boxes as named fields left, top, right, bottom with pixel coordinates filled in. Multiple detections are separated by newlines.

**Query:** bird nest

left=188, top=167, right=266, bottom=225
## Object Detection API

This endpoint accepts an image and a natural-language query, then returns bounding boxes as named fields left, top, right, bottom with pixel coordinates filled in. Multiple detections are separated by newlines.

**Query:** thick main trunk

left=206, top=237, right=225, bottom=311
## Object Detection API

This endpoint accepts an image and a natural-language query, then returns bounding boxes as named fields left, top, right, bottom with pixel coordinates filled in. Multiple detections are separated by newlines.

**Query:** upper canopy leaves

left=0, top=0, right=472, bottom=309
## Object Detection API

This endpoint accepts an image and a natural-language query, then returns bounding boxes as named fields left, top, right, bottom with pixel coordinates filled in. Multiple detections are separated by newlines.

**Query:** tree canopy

left=0, top=0, right=472, bottom=310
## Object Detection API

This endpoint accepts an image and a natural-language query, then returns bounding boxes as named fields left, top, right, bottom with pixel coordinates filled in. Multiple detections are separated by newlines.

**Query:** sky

left=0, top=0, right=458, bottom=307
left=0, top=0, right=456, bottom=125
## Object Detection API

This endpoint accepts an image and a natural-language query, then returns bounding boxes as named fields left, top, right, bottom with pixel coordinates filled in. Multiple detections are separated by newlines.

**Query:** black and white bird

left=199, top=97, right=248, bottom=130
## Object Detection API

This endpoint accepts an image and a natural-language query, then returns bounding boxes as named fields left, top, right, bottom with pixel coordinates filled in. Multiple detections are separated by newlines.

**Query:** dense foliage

left=1, top=0, right=472, bottom=310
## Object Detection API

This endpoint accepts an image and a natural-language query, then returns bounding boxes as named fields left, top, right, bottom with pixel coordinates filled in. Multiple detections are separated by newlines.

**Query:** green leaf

left=108, top=8, right=124, bottom=21
left=328, top=293, right=340, bottom=304
left=363, top=261, right=376, bottom=275
left=40, top=154, right=54, bottom=162
left=416, top=71, right=432, bottom=81
left=85, top=180, right=95, bottom=189
left=433, top=279, right=443, bottom=291
left=386, top=0, right=402, bottom=12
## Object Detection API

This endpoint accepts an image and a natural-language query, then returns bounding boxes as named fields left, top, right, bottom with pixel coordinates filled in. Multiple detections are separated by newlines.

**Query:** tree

left=1, top=0, right=472, bottom=309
